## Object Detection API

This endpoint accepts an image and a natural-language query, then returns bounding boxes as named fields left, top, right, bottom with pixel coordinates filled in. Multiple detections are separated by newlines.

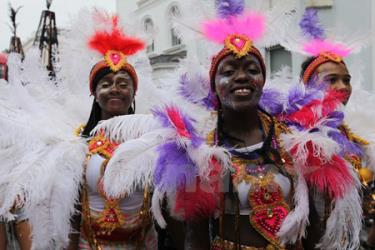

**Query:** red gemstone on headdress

left=110, top=52, right=122, bottom=65
left=230, top=37, right=246, bottom=50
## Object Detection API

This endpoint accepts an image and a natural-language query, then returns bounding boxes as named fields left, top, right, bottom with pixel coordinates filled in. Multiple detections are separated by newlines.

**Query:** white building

left=117, top=0, right=375, bottom=91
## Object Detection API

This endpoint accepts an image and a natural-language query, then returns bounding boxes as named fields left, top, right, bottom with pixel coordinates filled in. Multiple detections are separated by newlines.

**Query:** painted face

left=315, top=61, right=352, bottom=105
left=214, top=53, right=265, bottom=111
left=95, top=70, right=135, bottom=119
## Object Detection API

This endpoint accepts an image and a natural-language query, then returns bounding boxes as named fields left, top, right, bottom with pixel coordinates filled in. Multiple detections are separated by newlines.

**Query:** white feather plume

left=186, top=144, right=230, bottom=179
left=92, top=114, right=160, bottom=142
left=103, top=128, right=174, bottom=197
left=278, top=174, right=309, bottom=244
left=279, top=127, right=340, bottom=171
left=151, top=188, right=167, bottom=228
left=316, top=184, right=362, bottom=250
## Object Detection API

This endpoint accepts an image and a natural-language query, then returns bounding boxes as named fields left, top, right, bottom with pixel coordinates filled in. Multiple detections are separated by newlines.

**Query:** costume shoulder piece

left=260, top=82, right=362, bottom=249
left=93, top=103, right=231, bottom=228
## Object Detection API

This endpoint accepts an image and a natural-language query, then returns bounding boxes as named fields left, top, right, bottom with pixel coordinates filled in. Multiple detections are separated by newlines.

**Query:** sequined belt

left=211, top=237, right=285, bottom=250
left=82, top=211, right=151, bottom=244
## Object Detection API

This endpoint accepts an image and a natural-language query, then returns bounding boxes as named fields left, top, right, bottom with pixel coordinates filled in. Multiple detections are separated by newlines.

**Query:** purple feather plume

left=259, top=88, right=286, bottom=115
left=299, top=7, right=325, bottom=40
left=202, top=90, right=218, bottom=110
left=154, top=142, right=197, bottom=193
left=216, top=0, right=244, bottom=19
left=328, top=130, right=364, bottom=157
left=178, top=72, right=216, bottom=110
left=285, top=83, right=325, bottom=114
left=323, top=111, right=344, bottom=128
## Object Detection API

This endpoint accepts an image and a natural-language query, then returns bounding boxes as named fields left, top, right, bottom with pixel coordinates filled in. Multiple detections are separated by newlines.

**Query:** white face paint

left=215, top=76, right=234, bottom=108
left=214, top=54, right=265, bottom=112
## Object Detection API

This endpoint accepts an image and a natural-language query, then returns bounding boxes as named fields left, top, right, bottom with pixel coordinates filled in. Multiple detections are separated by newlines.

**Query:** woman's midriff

left=212, top=215, right=271, bottom=247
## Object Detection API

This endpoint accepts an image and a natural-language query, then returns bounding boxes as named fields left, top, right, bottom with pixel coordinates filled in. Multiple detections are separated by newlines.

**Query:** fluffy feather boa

left=260, top=83, right=362, bottom=249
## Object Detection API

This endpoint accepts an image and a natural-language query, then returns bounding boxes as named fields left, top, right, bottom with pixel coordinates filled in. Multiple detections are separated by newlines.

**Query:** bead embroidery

left=246, top=173, right=289, bottom=247
left=87, top=133, right=126, bottom=235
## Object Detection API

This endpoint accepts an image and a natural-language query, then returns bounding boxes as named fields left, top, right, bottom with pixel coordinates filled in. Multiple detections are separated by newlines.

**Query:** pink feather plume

left=303, top=39, right=351, bottom=57
left=202, top=11, right=265, bottom=43
left=174, top=158, right=222, bottom=221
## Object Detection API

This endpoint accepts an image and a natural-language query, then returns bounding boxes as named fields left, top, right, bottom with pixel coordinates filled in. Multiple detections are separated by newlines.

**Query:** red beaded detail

left=247, top=173, right=290, bottom=247
left=88, top=133, right=126, bottom=235
left=88, top=133, right=119, bottom=158
left=95, top=198, right=127, bottom=235
left=302, top=52, right=344, bottom=84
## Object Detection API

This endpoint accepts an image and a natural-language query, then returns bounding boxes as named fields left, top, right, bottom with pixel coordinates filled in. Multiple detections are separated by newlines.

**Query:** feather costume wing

left=0, top=51, right=89, bottom=249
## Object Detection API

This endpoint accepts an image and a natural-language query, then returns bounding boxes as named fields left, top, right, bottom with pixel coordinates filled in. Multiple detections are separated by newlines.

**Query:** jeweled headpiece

left=300, top=8, right=351, bottom=84
left=204, top=0, right=266, bottom=90
left=88, top=14, right=145, bottom=94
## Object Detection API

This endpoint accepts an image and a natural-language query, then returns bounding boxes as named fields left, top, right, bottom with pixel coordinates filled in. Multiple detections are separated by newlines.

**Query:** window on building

left=144, top=18, right=155, bottom=53
left=169, top=5, right=182, bottom=46
left=306, top=0, right=333, bottom=8
left=268, top=45, right=292, bottom=74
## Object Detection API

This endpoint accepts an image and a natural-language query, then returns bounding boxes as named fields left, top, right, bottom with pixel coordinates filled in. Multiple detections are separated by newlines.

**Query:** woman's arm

left=15, top=220, right=32, bottom=250
left=0, top=222, right=6, bottom=250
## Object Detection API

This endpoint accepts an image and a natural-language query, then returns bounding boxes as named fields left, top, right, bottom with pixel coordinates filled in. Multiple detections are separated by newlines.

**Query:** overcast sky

left=0, top=0, right=116, bottom=51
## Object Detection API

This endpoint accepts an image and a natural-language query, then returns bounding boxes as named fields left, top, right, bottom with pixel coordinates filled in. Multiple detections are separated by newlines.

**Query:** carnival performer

left=292, top=8, right=375, bottom=248
left=0, top=7, right=233, bottom=250
left=73, top=15, right=162, bottom=250
left=0, top=10, right=166, bottom=249
left=156, top=1, right=364, bottom=249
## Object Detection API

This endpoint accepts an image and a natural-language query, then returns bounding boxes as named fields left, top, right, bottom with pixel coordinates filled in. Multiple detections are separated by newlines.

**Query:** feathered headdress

left=204, top=0, right=267, bottom=88
left=299, top=8, right=351, bottom=83
left=88, top=14, right=145, bottom=94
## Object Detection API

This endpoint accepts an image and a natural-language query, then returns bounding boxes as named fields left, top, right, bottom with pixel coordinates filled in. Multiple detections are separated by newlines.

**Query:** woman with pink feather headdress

left=296, top=7, right=375, bottom=249
left=167, top=1, right=364, bottom=249
left=179, top=0, right=300, bottom=249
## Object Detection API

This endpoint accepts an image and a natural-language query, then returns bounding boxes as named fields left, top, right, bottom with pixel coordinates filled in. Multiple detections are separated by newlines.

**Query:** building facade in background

left=117, top=0, right=375, bottom=90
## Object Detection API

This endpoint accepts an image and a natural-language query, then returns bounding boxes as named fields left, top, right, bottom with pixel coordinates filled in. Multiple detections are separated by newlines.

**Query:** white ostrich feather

left=103, top=128, right=174, bottom=197
left=186, top=144, right=230, bottom=179
left=261, top=0, right=299, bottom=48
left=278, top=174, right=309, bottom=244
left=317, top=184, right=362, bottom=250
left=151, top=188, right=167, bottom=228
left=26, top=140, right=86, bottom=249
left=92, top=114, right=160, bottom=142
left=171, top=0, right=214, bottom=44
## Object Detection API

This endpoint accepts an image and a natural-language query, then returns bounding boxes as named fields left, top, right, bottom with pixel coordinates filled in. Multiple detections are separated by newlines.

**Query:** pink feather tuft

left=166, top=106, right=191, bottom=139
left=303, top=39, right=351, bottom=57
left=173, top=158, right=221, bottom=221
left=283, top=89, right=344, bottom=128
left=202, top=11, right=265, bottom=43
left=291, top=142, right=354, bottom=199
left=305, top=153, right=354, bottom=199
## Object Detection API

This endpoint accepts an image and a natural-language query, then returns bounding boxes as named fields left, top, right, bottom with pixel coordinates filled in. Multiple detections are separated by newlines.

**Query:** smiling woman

left=214, top=54, right=265, bottom=112
left=94, top=71, right=135, bottom=121
left=72, top=14, right=158, bottom=250
left=180, top=1, right=364, bottom=250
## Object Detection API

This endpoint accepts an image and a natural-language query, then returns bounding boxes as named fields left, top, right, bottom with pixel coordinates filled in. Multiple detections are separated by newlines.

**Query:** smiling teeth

left=234, top=89, right=250, bottom=94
